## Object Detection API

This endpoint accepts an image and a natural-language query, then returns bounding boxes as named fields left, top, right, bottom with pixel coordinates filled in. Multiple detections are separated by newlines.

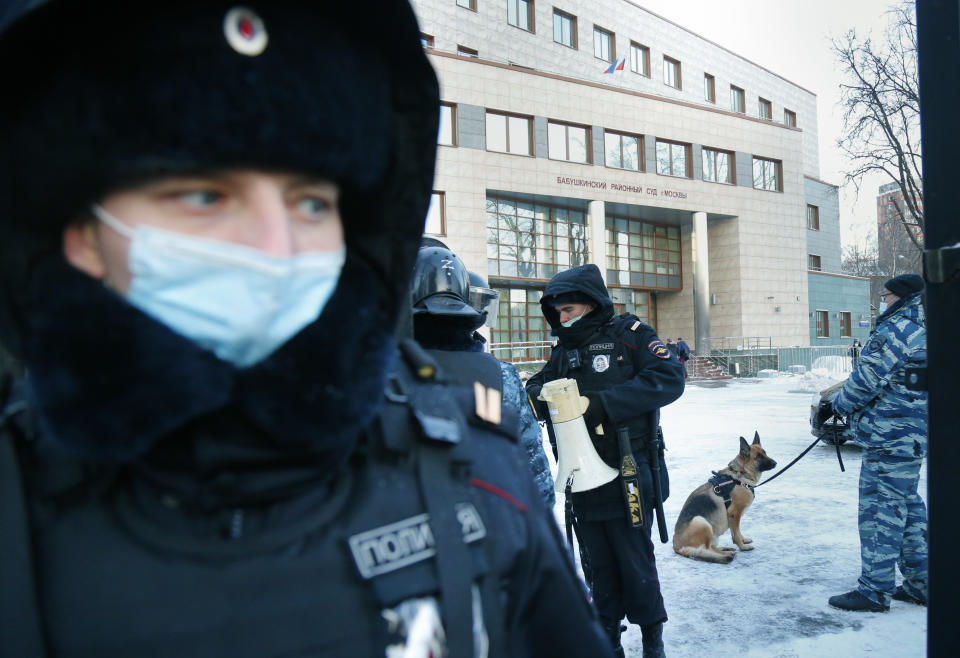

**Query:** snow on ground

left=547, top=373, right=928, bottom=658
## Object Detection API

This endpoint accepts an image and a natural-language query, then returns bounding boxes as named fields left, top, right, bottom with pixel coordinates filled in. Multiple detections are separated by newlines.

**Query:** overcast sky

left=635, top=0, right=899, bottom=250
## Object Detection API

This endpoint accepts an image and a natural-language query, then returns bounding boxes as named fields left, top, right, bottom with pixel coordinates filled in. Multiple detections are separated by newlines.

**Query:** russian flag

left=602, top=57, right=626, bottom=74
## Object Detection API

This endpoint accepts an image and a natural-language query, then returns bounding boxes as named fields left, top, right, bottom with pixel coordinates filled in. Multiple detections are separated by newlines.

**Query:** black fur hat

left=0, top=0, right=440, bottom=355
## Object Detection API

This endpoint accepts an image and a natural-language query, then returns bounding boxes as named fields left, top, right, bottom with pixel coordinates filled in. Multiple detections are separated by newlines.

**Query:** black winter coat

left=526, top=265, right=684, bottom=521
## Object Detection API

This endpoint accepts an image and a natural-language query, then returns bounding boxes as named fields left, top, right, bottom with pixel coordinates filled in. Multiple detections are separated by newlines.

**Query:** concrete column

left=691, top=211, right=710, bottom=352
left=588, top=200, right=607, bottom=284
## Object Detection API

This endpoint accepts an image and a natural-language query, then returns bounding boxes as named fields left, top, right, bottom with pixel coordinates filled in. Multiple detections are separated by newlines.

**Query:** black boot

left=603, top=622, right=625, bottom=658
left=640, top=622, right=666, bottom=658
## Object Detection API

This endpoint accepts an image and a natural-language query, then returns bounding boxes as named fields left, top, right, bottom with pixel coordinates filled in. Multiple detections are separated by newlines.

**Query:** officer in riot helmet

left=411, top=245, right=555, bottom=506
left=0, top=2, right=609, bottom=656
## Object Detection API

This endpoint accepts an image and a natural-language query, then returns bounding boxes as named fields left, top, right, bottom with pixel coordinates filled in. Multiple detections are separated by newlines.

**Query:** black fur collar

left=22, top=254, right=394, bottom=469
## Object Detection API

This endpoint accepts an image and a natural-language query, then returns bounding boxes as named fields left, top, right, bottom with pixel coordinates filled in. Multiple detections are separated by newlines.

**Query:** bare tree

left=841, top=241, right=881, bottom=277
left=834, top=2, right=923, bottom=253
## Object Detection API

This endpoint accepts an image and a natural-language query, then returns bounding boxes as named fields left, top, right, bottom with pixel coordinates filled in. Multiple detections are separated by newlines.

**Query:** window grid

left=807, top=204, right=820, bottom=230
left=784, top=109, right=797, bottom=127
left=485, top=110, right=532, bottom=155
left=655, top=139, right=690, bottom=178
left=604, top=216, right=682, bottom=291
left=704, top=73, right=716, bottom=103
left=486, top=195, right=589, bottom=281
left=553, top=9, right=577, bottom=48
left=663, top=56, right=681, bottom=89
left=752, top=156, right=782, bottom=191
left=420, top=33, right=434, bottom=48
left=548, top=121, right=591, bottom=163
left=730, top=85, right=745, bottom=113
left=425, top=191, right=445, bottom=236
left=594, top=25, right=614, bottom=62
left=609, top=288, right=655, bottom=327
left=457, top=0, right=477, bottom=10
left=604, top=130, right=643, bottom=171
left=701, top=147, right=734, bottom=184
left=815, top=310, right=829, bottom=338
left=438, top=103, right=456, bottom=146
left=630, top=42, right=650, bottom=76
left=839, top=312, right=852, bottom=337
left=808, top=254, right=822, bottom=271
left=507, top=0, right=534, bottom=32
left=758, top=97, right=772, bottom=120
left=491, top=287, right=551, bottom=361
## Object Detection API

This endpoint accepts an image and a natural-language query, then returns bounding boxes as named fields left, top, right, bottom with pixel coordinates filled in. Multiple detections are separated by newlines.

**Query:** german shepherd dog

left=672, top=432, right=777, bottom=563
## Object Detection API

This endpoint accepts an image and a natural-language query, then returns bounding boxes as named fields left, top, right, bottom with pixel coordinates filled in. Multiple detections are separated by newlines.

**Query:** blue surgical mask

left=92, top=204, right=345, bottom=368
left=561, top=310, right=587, bottom=328
left=878, top=301, right=888, bottom=314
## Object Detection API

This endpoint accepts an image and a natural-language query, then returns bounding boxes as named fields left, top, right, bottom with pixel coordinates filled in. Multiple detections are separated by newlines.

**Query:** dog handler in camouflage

left=824, top=273, right=928, bottom=612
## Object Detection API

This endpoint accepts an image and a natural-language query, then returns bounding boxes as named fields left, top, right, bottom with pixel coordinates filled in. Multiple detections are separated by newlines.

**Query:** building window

left=752, top=156, right=782, bottom=191
left=806, top=204, right=820, bottom=230
left=507, top=0, right=534, bottom=32
left=420, top=33, right=435, bottom=49
left=815, top=309, right=829, bottom=338
left=491, top=288, right=551, bottom=361
left=630, top=42, right=650, bottom=76
left=605, top=216, right=682, bottom=290
left=593, top=25, right=614, bottom=62
left=604, top=130, right=642, bottom=171
left=704, top=73, right=716, bottom=103
left=839, top=312, right=852, bottom=337
left=730, top=85, right=745, bottom=113
left=548, top=121, right=590, bottom=163
left=758, top=97, right=772, bottom=120
left=553, top=9, right=577, bottom=48
left=457, top=45, right=478, bottom=57
left=457, top=0, right=477, bottom=10
left=425, top=192, right=445, bottom=235
left=784, top=108, right=797, bottom=127
left=609, top=287, right=654, bottom=326
left=663, top=56, right=681, bottom=89
left=486, top=195, right=588, bottom=280
left=655, top=139, right=690, bottom=178
left=485, top=110, right=532, bottom=155
left=808, top=254, right=822, bottom=271
left=438, top=103, right=456, bottom=146
left=701, top=147, right=734, bottom=184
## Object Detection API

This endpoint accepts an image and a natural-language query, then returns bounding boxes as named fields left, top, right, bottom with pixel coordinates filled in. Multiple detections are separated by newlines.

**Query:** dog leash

left=756, top=417, right=846, bottom=488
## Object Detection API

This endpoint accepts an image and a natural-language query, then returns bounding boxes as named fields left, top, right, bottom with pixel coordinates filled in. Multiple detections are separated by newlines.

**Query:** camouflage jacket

left=833, top=293, right=927, bottom=458
left=500, top=360, right=556, bottom=507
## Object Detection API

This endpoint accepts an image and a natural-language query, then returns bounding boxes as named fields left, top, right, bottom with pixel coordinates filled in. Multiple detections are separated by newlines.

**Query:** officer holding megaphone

left=526, top=264, right=684, bottom=658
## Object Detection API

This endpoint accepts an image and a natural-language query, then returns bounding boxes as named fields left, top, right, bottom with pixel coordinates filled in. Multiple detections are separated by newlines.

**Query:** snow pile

left=546, top=375, right=927, bottom=657
left=789, top=369, right=846, bottom=395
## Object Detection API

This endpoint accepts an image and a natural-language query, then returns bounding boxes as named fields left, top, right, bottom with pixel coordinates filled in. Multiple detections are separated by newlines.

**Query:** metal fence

left=491, top=335, right=853, bottom=380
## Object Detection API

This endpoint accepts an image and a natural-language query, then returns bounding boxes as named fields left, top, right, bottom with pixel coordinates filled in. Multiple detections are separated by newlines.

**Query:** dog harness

left=709, top=471, right=755, bottom=509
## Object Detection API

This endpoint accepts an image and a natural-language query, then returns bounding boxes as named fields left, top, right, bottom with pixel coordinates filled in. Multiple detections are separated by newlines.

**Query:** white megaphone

left=539, top=378, right=619, bottom=493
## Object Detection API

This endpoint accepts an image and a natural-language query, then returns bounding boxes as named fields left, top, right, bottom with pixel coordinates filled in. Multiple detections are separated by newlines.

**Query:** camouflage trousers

left=857, top=453, right=928, bottom=605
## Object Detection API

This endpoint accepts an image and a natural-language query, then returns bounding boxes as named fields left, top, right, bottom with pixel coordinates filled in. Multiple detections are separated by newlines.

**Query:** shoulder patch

left=630, top=321, right=641, bottom=332
left=648, top=340, right=671, bottom=359
left=865, top=334, right=887, bottom=355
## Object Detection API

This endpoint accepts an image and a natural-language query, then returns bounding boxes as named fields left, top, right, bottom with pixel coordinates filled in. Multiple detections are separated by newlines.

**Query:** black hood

left=540, top=264, right=615, bottom=330
left=0, top=1, right=440, bottom=467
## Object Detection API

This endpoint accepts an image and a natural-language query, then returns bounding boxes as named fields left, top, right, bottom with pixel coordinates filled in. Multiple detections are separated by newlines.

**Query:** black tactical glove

left=815, top=399, right=835, bottom=427
left=582, top=393, right=606, bottom=430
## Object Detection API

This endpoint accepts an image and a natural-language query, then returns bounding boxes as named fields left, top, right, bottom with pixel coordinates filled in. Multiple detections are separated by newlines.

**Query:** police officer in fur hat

left=821, top=273, right=929, bottom=612
left=526, top=264, right=684, bottom=658
left=0, top=2, right=611, bottom=655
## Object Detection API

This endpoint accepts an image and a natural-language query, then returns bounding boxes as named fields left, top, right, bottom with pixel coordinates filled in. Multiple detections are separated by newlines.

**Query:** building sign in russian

left=555, top=176, right=687, bottom=200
